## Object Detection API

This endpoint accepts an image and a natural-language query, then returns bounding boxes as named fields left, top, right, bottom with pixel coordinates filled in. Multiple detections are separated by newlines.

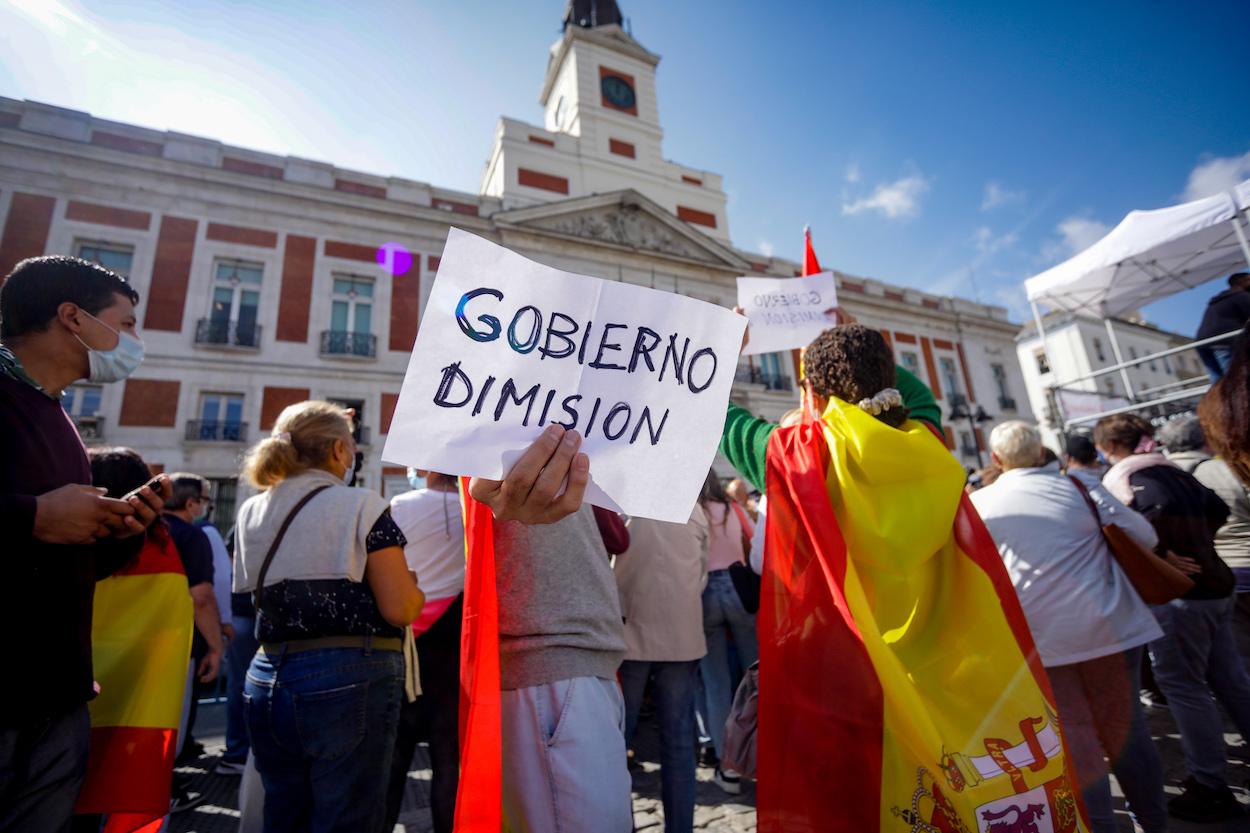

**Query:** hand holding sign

left=468, top=425, right=590, bottom=524
left=737, top=272, right=838, bottom=356
left=383, top=229, right=745, bottom=523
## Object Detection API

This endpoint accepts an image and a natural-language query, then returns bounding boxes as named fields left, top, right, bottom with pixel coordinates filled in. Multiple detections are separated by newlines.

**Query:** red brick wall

left=380, top=392, right=400, bottom=434
left=206, top=222, right=277, bottom=248
left=517, top=168, right=569, bottom=195
left=920, top=336, right=941, bottom=398
left=431, top=198, right=479, bottom=216
left=119, top=379, right=180, bottom=426
left=389, top=260, right=421, bottom=352
left=681, top=175, right=703, bottom=186
left=0, top=192, right=56, bottom=279
left=222, top=157, right=283, bottom=180
left=334, top=179, right=387, bottom=199
left=676, top=206, right=717, bottom=228
left=90, top=131, right=163, bottom=157
left=66, top=200, right=151, bottom=230
left=609, top=139, right=636, bottom=158
left=276, top=235, right=316, bottom=343
left=528, top=136, right=555, bottom=147
left=144, top=217, right=198, bottom=331
left=261, top=386, right=311, bottom=430
left=324, top=240, right=377, bottom=262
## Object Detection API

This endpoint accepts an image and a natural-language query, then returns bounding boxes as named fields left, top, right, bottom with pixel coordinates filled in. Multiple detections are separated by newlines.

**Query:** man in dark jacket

left=1196, top=272, right=1250, bottom=381
left=0, top=256, right=167, bottom=831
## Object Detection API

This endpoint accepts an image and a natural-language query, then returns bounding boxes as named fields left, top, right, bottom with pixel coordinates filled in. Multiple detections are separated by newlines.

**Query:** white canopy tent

left=1022, top=179, right=1250, bottom=428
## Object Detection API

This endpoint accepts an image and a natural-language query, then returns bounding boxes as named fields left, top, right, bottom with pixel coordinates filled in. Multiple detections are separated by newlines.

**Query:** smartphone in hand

left=123, top=475, right=169, bottom=503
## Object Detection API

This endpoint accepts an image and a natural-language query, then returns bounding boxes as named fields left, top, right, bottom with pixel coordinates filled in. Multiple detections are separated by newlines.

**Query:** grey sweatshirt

left=493, top=504, right=627, bottom=690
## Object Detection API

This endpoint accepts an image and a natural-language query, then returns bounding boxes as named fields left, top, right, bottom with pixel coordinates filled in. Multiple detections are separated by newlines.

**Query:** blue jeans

left=0, top=704, right=89, bottom=833
left=1047, top=648, right=1165, bottom=833
left=244, top=646, right=404, bottom=833
left=1197, top=343, right=1233, bottom=382
left=620, top=659, right=699, bottom=833
left=225, top=614, right=259, bottom=763
left=699, top=570, right=758, bottom=757
left=1149, top=596, right=1250, bottom=789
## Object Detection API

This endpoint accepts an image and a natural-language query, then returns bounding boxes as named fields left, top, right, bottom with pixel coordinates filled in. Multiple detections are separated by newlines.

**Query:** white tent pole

left=1030, top=300, right=1053, bottom=373
left=1103, top=318, right=1136, bottom=401
left=1231, top=216, right=1250, bottom=269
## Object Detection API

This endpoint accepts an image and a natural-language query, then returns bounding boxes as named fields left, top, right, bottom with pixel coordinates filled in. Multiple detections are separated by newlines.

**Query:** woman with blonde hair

left=233, top=400, right=424, bottom=833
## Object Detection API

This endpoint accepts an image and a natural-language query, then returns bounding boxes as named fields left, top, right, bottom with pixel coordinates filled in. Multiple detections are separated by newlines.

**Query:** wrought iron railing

left=72, top=415, right=105, bottom=441
left=998, top=395, right=1017, bottom=412
left=353, top=425, right=372, bottom=446
left=195, top=319, right=261, bottom=348
left=947, top=392, right=968, bottom=408
left=320, top=331, right=377, bottom=358
left=185, top=420, right=248, bottom=442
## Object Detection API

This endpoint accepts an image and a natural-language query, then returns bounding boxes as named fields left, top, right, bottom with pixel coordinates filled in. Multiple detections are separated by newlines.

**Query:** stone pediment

left=492, top=191, right=748, bottom=270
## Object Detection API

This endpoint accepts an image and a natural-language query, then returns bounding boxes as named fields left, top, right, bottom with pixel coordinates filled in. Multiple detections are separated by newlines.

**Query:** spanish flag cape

left=453, top=478, right=503, bottom=832
left=758, top=399, right=1089, bottom=833
left=75, top=528, right=193, bottom=833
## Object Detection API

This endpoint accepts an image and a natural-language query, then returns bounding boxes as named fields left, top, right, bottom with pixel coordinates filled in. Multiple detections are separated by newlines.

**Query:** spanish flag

left=75, top=530, right=193, bottom=833
left=453, top=479, right=502, bottom=832
left=758, top=399, right=1089, bottom=833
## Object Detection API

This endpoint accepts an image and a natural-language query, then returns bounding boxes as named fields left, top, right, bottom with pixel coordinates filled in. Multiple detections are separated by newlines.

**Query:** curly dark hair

left=804, top=324, right=908, bottom=427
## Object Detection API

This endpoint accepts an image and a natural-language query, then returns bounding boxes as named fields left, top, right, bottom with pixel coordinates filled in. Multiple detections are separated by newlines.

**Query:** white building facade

left=0, top=4, right=1028, bottom=519
left=1016, top=312, right=1205, bottom=447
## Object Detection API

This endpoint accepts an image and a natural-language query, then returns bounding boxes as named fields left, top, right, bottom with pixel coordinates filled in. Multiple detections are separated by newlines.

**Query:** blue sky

left=2, top=0, right=1248, bottom=333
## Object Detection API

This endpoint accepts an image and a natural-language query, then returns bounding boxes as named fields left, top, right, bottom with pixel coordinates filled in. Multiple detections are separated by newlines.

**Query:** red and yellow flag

left=758, top=400, right=1089, bottom=833
left=75, top=531, right=193, bottom=833
left=453, top=479, right=502, bottom=832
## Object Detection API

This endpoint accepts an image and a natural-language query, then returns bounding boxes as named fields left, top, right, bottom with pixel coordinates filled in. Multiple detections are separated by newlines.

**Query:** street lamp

left=949, top=399, right=994, bottom=468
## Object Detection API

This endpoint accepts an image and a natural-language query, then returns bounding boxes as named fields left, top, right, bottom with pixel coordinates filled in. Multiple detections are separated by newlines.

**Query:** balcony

left=185, top=420, right=248, bottom=443
left=352, top=425, right=372, bottom=446
left=947, top=392, right=968, bottom=409
left=320, top=330, right=377, bottom=358
left=998, top=395, right=1018, bottom=412
left=72, top=414, right=106, bottom=442
left=734, top=365, right=793, bottom=391
left=960, top=443, right=980, bottom=458
left=195, top=319, right=262, bottom=349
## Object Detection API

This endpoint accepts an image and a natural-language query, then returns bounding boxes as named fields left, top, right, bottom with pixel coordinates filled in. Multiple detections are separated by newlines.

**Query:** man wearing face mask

left=0, top=255, right=169, bottom=831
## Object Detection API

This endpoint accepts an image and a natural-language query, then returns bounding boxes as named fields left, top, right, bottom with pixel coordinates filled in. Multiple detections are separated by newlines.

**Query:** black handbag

left=727, top=502, right=761, bottom=614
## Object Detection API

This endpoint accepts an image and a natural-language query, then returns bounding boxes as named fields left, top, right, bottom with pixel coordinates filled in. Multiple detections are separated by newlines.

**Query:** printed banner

left=383, top=228, right=746, bottom=523
left=737, top=272, right=837, bottom=356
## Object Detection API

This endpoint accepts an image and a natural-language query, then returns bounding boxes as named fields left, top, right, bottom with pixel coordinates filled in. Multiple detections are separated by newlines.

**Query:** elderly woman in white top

left=970, top=421, right=1167, bottom=833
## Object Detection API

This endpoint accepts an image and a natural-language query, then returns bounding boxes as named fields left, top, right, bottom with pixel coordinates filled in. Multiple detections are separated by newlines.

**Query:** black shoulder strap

left=253, top=485, right=332, bottom=613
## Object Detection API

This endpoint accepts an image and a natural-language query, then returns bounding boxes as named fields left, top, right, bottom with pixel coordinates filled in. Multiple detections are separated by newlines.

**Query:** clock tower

left=480, top=1, right=731, bottom=241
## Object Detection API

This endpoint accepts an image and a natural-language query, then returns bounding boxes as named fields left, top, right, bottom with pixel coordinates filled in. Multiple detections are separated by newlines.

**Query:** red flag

left=453, top=478, right=502, bottom=832
left=802, top=225, right=822, bottom=276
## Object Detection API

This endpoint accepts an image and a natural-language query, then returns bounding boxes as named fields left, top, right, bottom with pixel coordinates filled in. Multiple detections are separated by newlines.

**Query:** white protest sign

left=736, top=272, right=837, bottom=356
left=382, top=228, right=746, bottom=524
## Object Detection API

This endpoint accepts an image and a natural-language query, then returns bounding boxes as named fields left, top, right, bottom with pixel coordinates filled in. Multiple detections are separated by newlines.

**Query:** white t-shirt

left=389, top=488, right=466, bottom=602
left=970, top=466, right=1162, bottom=667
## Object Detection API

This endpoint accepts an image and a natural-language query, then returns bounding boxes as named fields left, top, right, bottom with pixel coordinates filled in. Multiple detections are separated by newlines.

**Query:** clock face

left=601, top=74, right=636, bottom=111
left=554, top=95, right=568, bottom=129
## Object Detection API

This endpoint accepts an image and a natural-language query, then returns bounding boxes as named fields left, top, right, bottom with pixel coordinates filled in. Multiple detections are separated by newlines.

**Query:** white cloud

left=973, top=225, right=1018, bottom=256
left=841, top=175, right=929, bottom=220
left=844, top=163, right=861, bottom=183
left=1182, top=150, right=1250, bottom=202
left=1041, top=215, right=1111, bottom=262
left=757, top=239, right=774, bottom=258
left=981, top=180, right=1025, bottom=211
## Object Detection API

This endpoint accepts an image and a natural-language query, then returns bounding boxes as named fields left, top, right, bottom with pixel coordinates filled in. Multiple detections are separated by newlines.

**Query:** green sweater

left=719, top=366, right=941, bottom=492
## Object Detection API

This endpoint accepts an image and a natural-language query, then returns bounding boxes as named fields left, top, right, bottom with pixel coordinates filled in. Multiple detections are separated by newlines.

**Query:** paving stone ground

left=169, top=699, right=1250, bottom=833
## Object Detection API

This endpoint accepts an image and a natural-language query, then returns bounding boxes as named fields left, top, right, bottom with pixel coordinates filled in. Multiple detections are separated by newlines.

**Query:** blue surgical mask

left=74, top=310, right=144, bottom=383
left=407, top=468, right=426, bottom=491
left=1096, top=450, right=1109, bottom=466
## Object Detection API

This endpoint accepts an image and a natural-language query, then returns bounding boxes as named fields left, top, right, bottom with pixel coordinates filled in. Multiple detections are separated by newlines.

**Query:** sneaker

left=215, top=759, right=246, bottom=776
left=1167, top=776, right=1244, bottom=823
left=713, top=765, right=742, bottom=795
left=1138, top=688, right=1168, bottom=708
left=169, top=784, right=206, bottom=814
left=699, top=746, right=719, bottom=768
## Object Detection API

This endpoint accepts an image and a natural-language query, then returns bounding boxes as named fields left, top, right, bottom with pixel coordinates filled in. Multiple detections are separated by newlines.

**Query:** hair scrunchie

left=273, top=431, right=292, bottom=442
left=1133, top=435, right=1157, bottom=454
left=857, top=387, right=903, bottom=416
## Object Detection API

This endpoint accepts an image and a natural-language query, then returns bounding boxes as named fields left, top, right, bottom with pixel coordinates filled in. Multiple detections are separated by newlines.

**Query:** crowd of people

left=2, top=252, right=1250, bottom=833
